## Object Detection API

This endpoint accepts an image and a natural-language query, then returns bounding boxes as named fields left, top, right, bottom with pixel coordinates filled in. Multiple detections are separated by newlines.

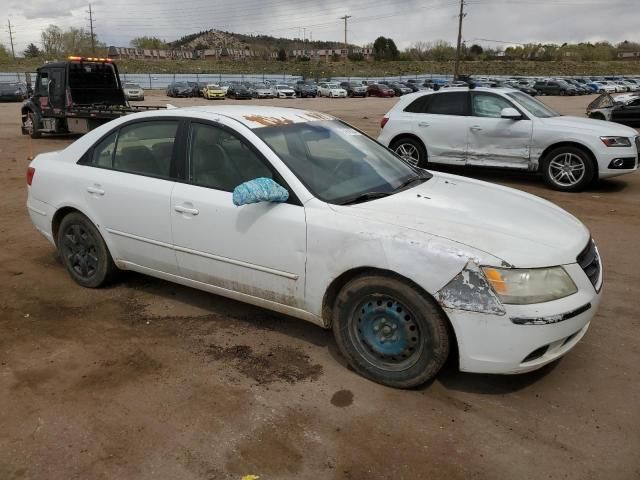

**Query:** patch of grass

left=2, top=57, right=640, bottom=78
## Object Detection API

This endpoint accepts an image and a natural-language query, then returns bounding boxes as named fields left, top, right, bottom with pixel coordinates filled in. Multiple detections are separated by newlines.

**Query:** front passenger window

left=189, top=123, right=273, bottom=191
left=472, top=93, right=515, bottom=118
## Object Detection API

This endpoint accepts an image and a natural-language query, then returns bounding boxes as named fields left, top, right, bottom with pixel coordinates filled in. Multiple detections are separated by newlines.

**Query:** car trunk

left=67, top=61, right=127, bottom=107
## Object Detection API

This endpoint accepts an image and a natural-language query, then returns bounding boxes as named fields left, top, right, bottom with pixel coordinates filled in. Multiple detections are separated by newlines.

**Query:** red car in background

left=367, top=83, right=395, bottom=97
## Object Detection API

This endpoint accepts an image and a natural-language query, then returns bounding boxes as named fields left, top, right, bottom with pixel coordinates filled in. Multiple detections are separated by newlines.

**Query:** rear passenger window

left=90, top=131, right=117, bottom=167
left=404, top=96, right=429, bottom=113
left=113, top=121, right=178, bottom=178
left=424, top=92, right=468, bottom=116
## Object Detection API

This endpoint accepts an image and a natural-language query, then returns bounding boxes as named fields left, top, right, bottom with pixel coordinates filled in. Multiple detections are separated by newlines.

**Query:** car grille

left=577, top=239, right=601, bottom=291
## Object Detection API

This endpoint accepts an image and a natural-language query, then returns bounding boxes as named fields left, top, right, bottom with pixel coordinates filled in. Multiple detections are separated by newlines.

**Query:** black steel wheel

left=57, top=212, right=117, bottom=288
left=332, top=275, right=450, bottom=388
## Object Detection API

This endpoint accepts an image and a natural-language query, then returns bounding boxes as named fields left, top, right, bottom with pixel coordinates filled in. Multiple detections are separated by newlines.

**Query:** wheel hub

left=352, top=297, right=422, bottom=368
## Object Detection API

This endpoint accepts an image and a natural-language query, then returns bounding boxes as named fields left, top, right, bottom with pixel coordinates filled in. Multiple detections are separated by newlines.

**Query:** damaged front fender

left=435, top=261, right=506, bottom=316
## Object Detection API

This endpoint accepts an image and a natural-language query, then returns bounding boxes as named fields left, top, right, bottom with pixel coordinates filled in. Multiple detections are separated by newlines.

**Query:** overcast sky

left=4, top=0, right=640, bottom=53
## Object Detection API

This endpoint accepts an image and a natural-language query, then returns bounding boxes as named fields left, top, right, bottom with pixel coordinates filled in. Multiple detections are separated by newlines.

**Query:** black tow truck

left=21, top=56, right=164, bottom=138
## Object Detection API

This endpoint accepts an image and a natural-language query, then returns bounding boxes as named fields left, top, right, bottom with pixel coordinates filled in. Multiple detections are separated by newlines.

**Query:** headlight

left=482, top=267, right=577, bottom=304
left=600, top=136, right=632, bottom=147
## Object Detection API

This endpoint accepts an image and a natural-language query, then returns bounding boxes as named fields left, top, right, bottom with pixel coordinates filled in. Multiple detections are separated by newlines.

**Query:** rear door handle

left=87, top=185, right=105, bottom=196
left=470, top=125, right=483, bottom=131
left=174, top=205, right=199, bottom=215
left=418, top=122, right=430, bottom=127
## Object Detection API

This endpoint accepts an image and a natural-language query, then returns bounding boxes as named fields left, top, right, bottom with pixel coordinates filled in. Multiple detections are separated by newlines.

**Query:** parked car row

left=0, top=82, right=29, bottom=102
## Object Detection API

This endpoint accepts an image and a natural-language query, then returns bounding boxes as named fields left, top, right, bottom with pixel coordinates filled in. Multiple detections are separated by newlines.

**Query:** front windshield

left=255, top=120, right=430, bottom=204
left=507, top=91, right=560, bottom=118
left=327, top=83, right=339, bottom=88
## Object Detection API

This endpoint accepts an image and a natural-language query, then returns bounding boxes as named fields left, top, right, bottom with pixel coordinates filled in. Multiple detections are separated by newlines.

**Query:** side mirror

left=501, top=107, right=522, bottom=120
left=232, top=177, right=289, bottom=206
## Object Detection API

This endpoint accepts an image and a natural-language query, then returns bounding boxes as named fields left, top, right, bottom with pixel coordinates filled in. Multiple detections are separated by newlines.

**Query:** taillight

left=381, top=117, right=389, bottom=129
left=26, top=167, right=35, bottom=186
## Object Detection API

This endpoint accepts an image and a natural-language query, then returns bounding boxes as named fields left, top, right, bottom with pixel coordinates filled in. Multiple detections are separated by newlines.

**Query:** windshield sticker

left=243, top=111, right=334, bottom=128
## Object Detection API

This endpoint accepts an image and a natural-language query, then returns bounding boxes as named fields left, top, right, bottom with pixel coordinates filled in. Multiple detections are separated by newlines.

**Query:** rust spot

left=243, top=115, right=295, bottom=127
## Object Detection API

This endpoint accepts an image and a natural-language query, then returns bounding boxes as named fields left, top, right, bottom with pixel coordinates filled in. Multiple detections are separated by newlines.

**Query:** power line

left=338, top=15, right=351, bottom=53
left=453, top=0, right=466, bottom=80
left=7, top=19, right=16, bottom=59
left=88, top=4, right=96, bottom=54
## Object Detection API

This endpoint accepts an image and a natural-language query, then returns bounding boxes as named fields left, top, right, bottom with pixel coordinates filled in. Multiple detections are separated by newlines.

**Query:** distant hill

left=168, top=29, right=358, bottom=53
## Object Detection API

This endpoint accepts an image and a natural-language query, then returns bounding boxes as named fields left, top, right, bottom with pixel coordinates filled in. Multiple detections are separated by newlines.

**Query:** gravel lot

left=1, top=92, right=639, bottom=480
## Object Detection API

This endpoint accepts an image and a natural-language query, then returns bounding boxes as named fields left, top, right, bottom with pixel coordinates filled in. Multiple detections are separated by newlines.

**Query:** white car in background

left=271, top=84, right=296, bottom=98
left=592, top=82, right=617, bottom=94
left=378, top=87, right=639, bottom=191
left=123, top=82, right=144, bottom=101
left=26, top=105, right=602, bottom=388
left=318, top=82, right=347, bottom=98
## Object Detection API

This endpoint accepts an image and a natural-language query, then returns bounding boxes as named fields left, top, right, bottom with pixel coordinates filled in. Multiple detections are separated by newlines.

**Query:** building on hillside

left=618, top=51, right=640, bottom=60
left=289, top=47, right=374, bottom=61
left=108, top=46, right=195, bottom=60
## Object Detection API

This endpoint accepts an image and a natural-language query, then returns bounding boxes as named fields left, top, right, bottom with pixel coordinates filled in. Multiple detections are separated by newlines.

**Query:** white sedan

left=271, top=84, right=296, bottom=98
left=379, top=87, right=639, bottom=191
left=318, top=82, right=347, bottom=98
left=27, top=105, right=602, bottom=388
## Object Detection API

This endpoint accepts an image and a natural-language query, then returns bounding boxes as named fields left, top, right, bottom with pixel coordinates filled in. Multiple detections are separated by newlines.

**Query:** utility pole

left=453, top=0, right=466, bottom=80
left=7, top=19, right=15, bottom=59
left=88, top=4, right=96, bottom=54
left=339, top=15, right=352, bottom=57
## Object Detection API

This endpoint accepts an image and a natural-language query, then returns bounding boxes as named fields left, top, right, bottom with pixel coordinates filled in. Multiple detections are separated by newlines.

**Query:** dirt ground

left=1, top=92, right=639, bottom=480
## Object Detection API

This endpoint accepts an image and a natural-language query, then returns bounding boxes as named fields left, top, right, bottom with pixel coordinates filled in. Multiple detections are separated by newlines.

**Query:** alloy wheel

left=394, top=143, right=420, bottom=166
left=548, top=153, right=586, bottom=187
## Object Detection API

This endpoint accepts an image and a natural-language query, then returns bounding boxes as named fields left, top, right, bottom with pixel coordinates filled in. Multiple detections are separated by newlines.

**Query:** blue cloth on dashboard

left=232, top=177, right=289, bottom=206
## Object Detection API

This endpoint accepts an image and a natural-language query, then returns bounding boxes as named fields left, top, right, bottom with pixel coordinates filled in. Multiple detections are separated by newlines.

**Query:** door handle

left=418, top=122, right=430, bottom=127
left=87, top=185, right=105, bottom=196
left=174, top=205, right=199, bottom=215
left=470, top=125, right=483, bottom=131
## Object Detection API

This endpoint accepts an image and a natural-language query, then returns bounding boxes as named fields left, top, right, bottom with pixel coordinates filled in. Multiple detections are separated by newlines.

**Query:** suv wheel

left=390, top=137, right=427, bottom=168
left=332, top=275, right=450, bottom=388
left=542, top=146, right=595, bottom=192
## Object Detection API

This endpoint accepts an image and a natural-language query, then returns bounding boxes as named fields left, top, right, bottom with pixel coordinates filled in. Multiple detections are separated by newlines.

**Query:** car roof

left=143, top=105, right=336, bottom=129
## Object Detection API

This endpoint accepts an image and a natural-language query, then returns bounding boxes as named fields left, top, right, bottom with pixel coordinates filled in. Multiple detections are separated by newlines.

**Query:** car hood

left=335, top=173, right=590, bottom=268
left=538, top=115, right=638, bottom=136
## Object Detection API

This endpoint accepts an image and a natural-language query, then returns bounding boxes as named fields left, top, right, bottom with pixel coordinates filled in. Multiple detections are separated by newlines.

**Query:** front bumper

left=443, top=262, right=602, bottom=374
left=594, top=141, right=638, bottom=179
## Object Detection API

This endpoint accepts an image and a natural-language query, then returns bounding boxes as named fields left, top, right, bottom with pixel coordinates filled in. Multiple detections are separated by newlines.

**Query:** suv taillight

left=381, top=117, right=389, bottom=129
left=27, top=167, right=35, bottom=186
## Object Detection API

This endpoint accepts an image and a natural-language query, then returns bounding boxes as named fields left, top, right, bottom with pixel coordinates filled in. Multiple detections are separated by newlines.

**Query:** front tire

left=57, top=212, right=117, bottom=288
left=332, top=275, right=450, bottom=388
left=542, top=146, right=595, bottom=192
left=390, top=137, right=428, bottom=168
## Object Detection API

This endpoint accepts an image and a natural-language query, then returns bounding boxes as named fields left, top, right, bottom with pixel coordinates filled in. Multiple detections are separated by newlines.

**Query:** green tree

left=373, top=36, right=400, bottom=60
left=0, top=43, right=10, bottom=60
left=469, top=44, right=483, bottom=56
left=23, top=43, right=42, bottom=58
left=131, top=36, right=168, bottom=49
left=277, top=48, right=287, bottom=61
left=41, top=25, right=105, bottom=57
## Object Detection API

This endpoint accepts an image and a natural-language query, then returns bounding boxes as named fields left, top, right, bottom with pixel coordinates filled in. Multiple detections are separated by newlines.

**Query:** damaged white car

left=379, top=87, right=639, bottom=191
left=27, top=106, right=602, bottom=388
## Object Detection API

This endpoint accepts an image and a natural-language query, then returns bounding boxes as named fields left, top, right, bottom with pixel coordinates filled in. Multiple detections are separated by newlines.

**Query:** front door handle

left=470, top=125, right=483, bottom=132
left=418, top=122, right=430, bottom=127
left=87, top=185, right=105, bottom=196
left=175, top=205, right=199, bottom=216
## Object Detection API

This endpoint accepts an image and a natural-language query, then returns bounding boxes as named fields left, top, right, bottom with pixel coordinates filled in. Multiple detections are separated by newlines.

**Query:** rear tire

left=390, top=137, right=428, bottom=168
left=542, top=146, right=595, bottom=192
left=332, top=275, right=450, bottom=388
left=56, top=212, right=117, bottom=288
left=25, top=112, right=42, bottom=139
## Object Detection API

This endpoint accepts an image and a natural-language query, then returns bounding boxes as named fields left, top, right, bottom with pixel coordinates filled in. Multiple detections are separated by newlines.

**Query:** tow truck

left=21, top=56, right=164, bottom=138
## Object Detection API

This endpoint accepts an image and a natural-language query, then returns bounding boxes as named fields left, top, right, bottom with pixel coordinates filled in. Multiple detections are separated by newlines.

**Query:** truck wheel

left=542, top=146, right=595, bottom=192
left=57, top=212, right=117, bottom=288
left=24, top=112, right=42, bottom=139
left=332, top=274, right=450, bottom=388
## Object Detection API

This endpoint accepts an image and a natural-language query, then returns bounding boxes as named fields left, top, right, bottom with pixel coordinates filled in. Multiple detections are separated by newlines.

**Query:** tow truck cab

left=21, top=57, right=130, bottom=137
